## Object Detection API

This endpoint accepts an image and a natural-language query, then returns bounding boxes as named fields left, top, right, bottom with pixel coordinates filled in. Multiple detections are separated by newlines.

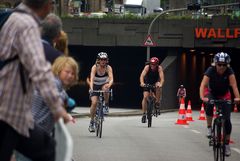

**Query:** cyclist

left=140, top=57, right=164, bottom=123
left=177, top=85, right=186, bottom=104
left=88, top=52, right=114, bottom=132
left=199, top=52, right=240, bottom=156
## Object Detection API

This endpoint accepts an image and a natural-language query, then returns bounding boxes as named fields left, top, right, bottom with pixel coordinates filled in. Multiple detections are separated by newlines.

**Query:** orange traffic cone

left=198, top=103, right=206, bottom=120
left=213, top=105, right=217, bottom=118
left=233, top=104, right=238, bottom=112
left=175, top=98, right=189, bottom=125
left=186, top=100, right=194, bottom=121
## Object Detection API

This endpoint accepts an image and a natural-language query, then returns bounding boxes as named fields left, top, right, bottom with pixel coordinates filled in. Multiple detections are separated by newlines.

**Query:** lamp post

left=146, top=8, right=187, bottom=61
left=146, top=2, right=240, bottom=61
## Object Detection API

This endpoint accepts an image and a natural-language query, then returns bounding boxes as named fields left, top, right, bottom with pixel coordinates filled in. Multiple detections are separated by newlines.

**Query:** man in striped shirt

left=0, top=0, right=70, bottom=161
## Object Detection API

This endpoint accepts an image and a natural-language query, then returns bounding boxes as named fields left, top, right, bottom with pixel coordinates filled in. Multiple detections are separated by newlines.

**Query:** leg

left=222, top=103, right=232, bottom=156
left=205, top=103, right=214, bottom=137
left=142, top=91, right=149, bottom=114
left=16, top=123, right=55, bottom=161
left=155, top=86, right=162, bottom=104
left=0, top=121, right=18, bottom=161
left=90, top=96, right=98, bottom=121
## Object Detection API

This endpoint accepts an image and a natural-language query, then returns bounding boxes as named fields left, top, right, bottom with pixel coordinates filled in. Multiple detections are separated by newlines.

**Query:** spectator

left=0, top=1, right=70, bottom=161
left=55, top=30, right=69, bottom=56
left=41, top=13, right=63, bottom=64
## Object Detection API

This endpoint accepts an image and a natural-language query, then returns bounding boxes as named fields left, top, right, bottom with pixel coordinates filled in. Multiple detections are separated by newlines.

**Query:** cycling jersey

left=144, top=65, right=160, bottom=85
left=204, top=66, right=234, bottom=98
left=177, top=88, right=186, bottom=97
left=93, top=64, right=109, bottom=86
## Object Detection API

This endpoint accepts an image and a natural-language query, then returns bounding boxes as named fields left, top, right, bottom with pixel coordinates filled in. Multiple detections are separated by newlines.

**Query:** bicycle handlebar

left=142, top=84, right=156, bottom=89
left=208, top=99, right=232, bottom=105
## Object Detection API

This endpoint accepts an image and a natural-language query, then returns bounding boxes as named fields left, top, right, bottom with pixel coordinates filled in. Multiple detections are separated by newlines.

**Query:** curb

left=71, top=109, right=177, bottom=118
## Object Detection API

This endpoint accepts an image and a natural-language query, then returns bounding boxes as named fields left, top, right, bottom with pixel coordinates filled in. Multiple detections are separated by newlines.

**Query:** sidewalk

left=71, top=106, right=176, bottom=118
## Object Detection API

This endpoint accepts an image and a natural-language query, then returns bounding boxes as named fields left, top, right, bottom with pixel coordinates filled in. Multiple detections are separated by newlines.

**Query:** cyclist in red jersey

left=140, top=57, right=164, bottom=123
left=199, top=52, right=240, bottom=156
left=177, top=85, right=186, bottom=104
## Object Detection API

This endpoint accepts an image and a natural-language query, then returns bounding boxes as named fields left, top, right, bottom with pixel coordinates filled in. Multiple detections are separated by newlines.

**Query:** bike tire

left=213, top=119, right=226, bottom=161
left=147, top=100, right=153, bottom=127
left=213, top=119, right=219, bottom=161
left=95, top=118, right=99, bottom=137
left=99, top=118, right=103, bottom=138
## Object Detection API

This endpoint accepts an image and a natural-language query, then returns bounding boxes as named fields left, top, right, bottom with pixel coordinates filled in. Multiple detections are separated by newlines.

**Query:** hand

left=155, top=82, right=162, bottom=88
left=234, top=98, right=240, bottom=104
left=53, top=107, right=71, bottom=124
left=140, top=83, right=145, bottom=87
left=201, top=97, right=209, bottom=103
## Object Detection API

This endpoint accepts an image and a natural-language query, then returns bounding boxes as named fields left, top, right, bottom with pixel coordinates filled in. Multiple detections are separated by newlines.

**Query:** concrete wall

left=63, top=16, right=240, bottom=48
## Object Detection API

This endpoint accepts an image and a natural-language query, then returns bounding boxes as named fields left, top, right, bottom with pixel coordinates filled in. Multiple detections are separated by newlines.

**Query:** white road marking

left=231, top=147, right=240, bottom=154
left=191, top=129, right=201, bottom=134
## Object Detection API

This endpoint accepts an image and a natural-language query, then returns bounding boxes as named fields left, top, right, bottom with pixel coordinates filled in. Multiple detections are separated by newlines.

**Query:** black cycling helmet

left=213, top=52, right=231, bottom=64
left=97, top=52, right=108, bottom=59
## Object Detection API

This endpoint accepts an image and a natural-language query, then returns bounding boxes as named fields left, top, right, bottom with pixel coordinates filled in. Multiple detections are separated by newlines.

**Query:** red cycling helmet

left=150, top=57, right=159, bottom=64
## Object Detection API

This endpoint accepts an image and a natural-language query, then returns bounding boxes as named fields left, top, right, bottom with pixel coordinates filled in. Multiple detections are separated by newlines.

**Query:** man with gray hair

left=0, top=0, right=70, bottom=161
left=41, top=13, right=63, bottom=63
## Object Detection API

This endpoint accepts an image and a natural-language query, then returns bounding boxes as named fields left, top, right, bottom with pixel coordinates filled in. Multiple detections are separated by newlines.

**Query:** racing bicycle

left=91, top=89, right=112, bottom=138
left=144, top=84, right=161, bottom=128
left=208, top=99, right=231, bottom=161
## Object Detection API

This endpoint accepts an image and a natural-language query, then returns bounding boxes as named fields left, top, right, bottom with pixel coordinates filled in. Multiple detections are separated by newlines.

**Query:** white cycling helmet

left=97, top=52, right=108, bottom=59
left=213, top=52, right=231, bottom=64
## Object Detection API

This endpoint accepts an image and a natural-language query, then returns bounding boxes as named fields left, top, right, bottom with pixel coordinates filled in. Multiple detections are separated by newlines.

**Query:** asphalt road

left=67, top=111, right=240, bottom=161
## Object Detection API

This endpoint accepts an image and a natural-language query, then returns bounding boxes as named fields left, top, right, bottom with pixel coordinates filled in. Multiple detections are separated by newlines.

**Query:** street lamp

left=146, top=7, right=188, bottom=61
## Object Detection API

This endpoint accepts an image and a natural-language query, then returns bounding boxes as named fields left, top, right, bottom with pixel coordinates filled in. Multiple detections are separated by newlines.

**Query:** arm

left=157, top=65, right=164, bottom=87
left=140, top=65, right=148, bottom=86
left=229, top=74, right=240, bottom=102
left=106, top=65, right=114, bottom=88
left=199, top=75, right=209, bottom=102
left=89, top=65, right=96, bottom=90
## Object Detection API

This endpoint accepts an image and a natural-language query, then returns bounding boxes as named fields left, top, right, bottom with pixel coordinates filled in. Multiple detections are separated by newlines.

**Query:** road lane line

left=191, top=129, right=201, bottom=134
left=231, top=147, right=240, bottom=154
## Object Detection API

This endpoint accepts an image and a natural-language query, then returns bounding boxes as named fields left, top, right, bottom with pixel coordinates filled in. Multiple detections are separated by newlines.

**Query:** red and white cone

left=175, top=98, right=189, bottom=125
left=198, top=103, right=206, bottom=120
left=186, top=100, right=194, bottom=121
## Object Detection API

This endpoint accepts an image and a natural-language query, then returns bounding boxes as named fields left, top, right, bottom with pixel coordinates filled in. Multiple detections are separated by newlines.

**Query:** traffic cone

left=186, top=100, right=194, bottom=121
left=198, top=103, right=206, bottom=120
left=213, top=105, right=217, bottom=118
left=175, top=98, right=189, bottom=125
left=233, top=104, right=238, bottom=112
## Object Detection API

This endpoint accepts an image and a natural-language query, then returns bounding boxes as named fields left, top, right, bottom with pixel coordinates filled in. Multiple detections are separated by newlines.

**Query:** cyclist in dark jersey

left=199, top=52, right=240, bottom=156
left=140, top=57, right=164, bottom=123
left=88, top=52, right=114, bottom=132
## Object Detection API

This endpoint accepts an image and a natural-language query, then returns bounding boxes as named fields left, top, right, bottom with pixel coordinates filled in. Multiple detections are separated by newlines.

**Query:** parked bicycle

left=143, top=84, right=161, bottom=128
left=208, top=99, right=231, bottom=161
left=91, top=89, right=113, bottom=138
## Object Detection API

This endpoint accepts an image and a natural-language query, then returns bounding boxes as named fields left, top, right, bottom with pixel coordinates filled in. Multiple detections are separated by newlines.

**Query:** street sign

left=143, top=35, right=156, bottom=46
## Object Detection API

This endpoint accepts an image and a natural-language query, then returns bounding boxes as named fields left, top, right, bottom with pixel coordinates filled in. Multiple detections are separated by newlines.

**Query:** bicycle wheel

left=213, top=119, right=225, bottom=161
left=147, top=100, right=153, bottom=127
left=98, top=118, right=103, bottom=138
left=220, top=120, right=226, bottom=161
left=95, top=117, right=99, bottom=137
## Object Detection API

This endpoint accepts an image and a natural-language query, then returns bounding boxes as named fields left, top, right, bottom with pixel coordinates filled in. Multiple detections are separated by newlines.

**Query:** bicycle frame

left=144, top=84, right=157, bottom=128
left=209, top=99, right=231, bottom=161
left=91, top=89, right=112, bottom=138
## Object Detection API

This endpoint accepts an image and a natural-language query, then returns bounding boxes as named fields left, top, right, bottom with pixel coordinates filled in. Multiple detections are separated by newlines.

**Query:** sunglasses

left=217, top=64, right=227, bottom=67
left=99, top=58, right=107, bottom=61
left=150, top=63, right=157, bottom=66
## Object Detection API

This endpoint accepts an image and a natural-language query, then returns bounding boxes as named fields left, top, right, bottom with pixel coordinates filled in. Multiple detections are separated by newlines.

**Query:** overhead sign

left=143, top=35, right=156, bottom=46
left=195, top=28, right=240, bottom=39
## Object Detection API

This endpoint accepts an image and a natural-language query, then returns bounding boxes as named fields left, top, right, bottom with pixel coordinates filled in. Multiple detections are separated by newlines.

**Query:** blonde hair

left=52, top=56, right=79, bottom=86
left=55, top=30, right=69, bottom=56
